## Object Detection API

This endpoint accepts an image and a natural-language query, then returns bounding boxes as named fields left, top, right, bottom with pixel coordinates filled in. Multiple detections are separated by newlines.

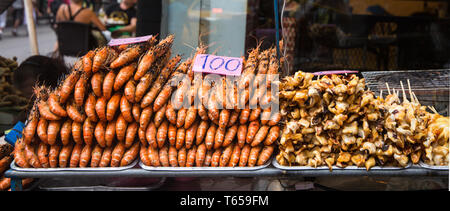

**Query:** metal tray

left=139, top=157, right=272, bottom=171
left=418, top=161, right=449, bottom=171
left=37, top=177, right=167, bottom=191
left=10, top=159, right=139, bottom=172
left=272, top=158, right=412, bottom=170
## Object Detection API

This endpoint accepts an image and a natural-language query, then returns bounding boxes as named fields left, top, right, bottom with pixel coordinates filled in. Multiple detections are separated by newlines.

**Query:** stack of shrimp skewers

left=141, top=44, right=280, bottom=167
left=15, top=35, right=281, bottom=169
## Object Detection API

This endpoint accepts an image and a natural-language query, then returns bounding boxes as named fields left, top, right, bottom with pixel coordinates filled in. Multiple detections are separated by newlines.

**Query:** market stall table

left=4, top=165, right=448, bottom=191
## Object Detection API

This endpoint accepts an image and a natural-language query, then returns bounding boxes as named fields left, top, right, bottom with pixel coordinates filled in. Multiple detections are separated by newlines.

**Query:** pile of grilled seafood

left=423, top=107, right=449, bottom=166
left=141, top=44, right=280, bottom=167
left=16, top=35, right=280, bottom=169
left=277, top=71, right=449, bottom=170
left=0, top=143, right=34, bottom=191
left=0, top=56, right=29, bottom=110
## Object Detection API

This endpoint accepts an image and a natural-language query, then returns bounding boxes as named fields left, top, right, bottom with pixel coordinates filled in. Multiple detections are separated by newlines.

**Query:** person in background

left=56, top=0, right=106, bottom=30
left=47, top=0, right=70, bottom=26
left=12, top=55, right=69, bottom=123
left=0, top=11, right=6, bottom=40
left=55, top=0, right=108, bottom=48
left=92, top=0, right=103, bottom=12
left=104, top=0, right=137, bottom=38
left=11, top=0, right=24, bottom=36
left=83, top=0, right=95, bottom=10
left=32, top=0, right=42, bottom=18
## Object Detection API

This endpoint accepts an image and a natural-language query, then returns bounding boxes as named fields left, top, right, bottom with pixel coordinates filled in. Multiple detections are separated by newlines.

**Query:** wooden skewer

left=407, top=79, right=414, bottom=104
left=427, top=106, right=433, bottom=113
left=412, top=91, right=419, bottom=104
left=427, top=106, right=439, bottom=114
left=400, top=81, right=408, bottom=103
left=386, top=83, right=391, bottom=95
left=432, top=106, right=438, bottom=114
left=379, top=90, right=383, bottom=99
left=412, top=92, right=420, bottom=105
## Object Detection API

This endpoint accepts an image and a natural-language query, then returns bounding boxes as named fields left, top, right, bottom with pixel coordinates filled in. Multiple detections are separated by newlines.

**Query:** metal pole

left=274, top=0, right=281, bottom=59
left=24, top=0, right=39, bottom=55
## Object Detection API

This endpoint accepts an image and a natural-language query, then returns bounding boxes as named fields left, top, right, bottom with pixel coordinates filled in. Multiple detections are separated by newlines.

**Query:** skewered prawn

left=135, top=35, right=174, bottom=81
left=110, top=37, right=156, bottom=69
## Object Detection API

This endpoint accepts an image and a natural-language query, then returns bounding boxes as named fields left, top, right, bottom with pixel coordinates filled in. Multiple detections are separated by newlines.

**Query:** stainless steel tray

left=418, top=161, right=449, bottom=171
left=272, top=158, right=412, bottom=170
left=272, top=159, right=329, bottom=170
left=38, top=177, right=167, bottom=191
left=10, top=159, right=139, bottom=172
left=139, top=157, right=272, bottom=171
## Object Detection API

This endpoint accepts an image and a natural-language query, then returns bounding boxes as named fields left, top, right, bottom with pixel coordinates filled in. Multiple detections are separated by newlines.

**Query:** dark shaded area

left=136, top=0, right=161, bottom=37
left=0, top=0, right=15, bottom=14
left=244, top=0, right=450, bottom=73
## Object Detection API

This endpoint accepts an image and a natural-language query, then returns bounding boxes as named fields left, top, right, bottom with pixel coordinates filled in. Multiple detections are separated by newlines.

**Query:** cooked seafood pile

left=277, top=71, right=449, bottom=170
left=15, top=35, right=164, bottom=168
left=423, top=109, right=449, bottom=166
left=0, top=143, right=34, bottom=191
left=141, top=44, right=280, bottom=167
left=15, top=35, right=280, bottom=169
left=0, top=56, right=29, bottom=110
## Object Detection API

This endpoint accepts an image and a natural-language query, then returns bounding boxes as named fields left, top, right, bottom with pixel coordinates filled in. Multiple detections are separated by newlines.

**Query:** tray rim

left=418, top=161, right=449, bottom=171
left=271, top=158, right=412, bottom=170
left=138, top=157, right=272, bottom=171
left=10, top=158, right=139, bottom=172
left=37, top=177, right=167, bottom=191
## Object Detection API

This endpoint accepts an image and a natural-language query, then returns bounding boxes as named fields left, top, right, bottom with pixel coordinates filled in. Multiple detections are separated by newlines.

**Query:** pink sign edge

left=108, top=35, right=153, bottom=46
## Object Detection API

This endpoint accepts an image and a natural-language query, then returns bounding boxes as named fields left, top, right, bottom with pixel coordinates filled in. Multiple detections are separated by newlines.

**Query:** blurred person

left=55, top=0, right=108, bottom=48
left=0, top=11, right=6, bottom=40
left=55, top=0, right=106, bottom=30
left=12, top=0, right=24, bottom=36
left=83, top=0, right=95, bottom=10
left=104, top=0, right=137, bottom=38
left=32, top=0, right=43, bottom=18
left=12, top=55, right=69, bottom=123
left=48, top=0, right=71, bottom=16
left=92, top=0, right=103, bottom=12
left=47, top=0, right=70, bottom=25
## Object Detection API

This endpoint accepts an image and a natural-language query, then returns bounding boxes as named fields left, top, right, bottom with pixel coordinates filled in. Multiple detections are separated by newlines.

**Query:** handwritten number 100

left=200, top=55, right=241, bottom=72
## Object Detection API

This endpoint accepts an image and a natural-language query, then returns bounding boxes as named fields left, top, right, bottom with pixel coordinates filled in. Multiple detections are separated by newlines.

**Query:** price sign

left=192, top=54, right=243, bottom=76
left=108, top=35, right=153, bottom=46
left=313, top=70, right=359, bottom=76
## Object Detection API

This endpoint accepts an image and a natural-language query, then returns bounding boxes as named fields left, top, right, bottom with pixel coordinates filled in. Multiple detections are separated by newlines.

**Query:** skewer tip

left=407, top=79, right=414, bottom=103
left=412, top=92, right=420, bottom=104
left=400, top=81, right=408, bottom=103
left=385, top=83, right=391, bottom=95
